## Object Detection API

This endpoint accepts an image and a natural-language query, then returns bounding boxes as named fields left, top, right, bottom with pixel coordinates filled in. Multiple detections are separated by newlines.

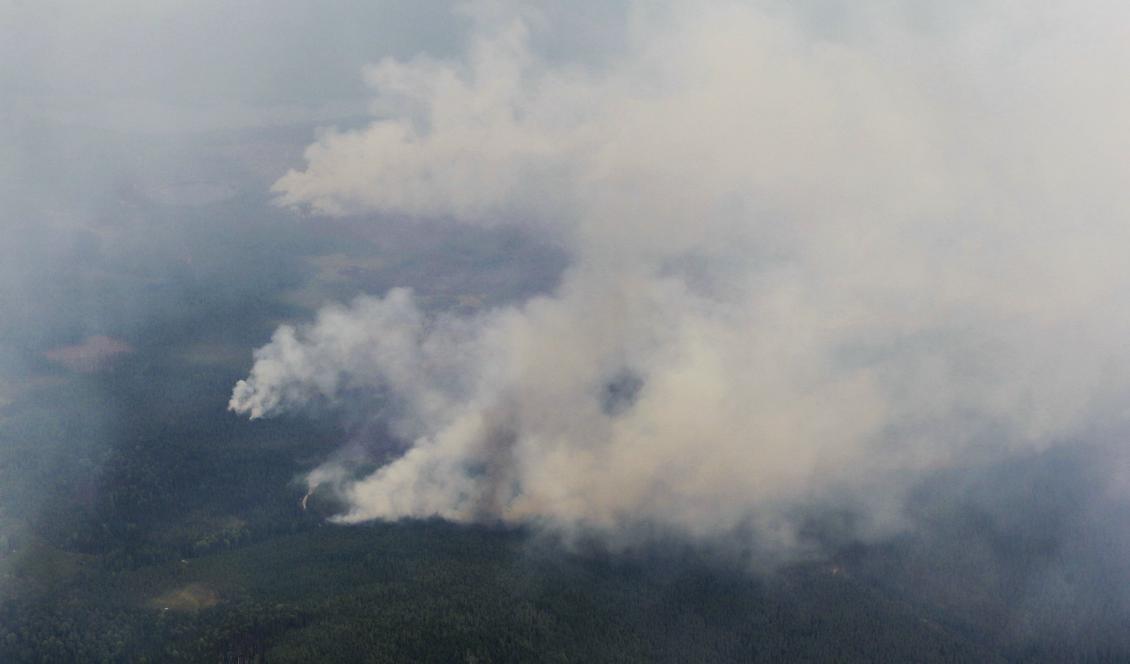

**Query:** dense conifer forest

left=2, top=342, right=1127, bottom=662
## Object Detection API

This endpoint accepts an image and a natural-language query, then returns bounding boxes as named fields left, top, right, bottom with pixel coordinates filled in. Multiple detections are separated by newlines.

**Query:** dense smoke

left=232, top=1, right=1130, bottom=551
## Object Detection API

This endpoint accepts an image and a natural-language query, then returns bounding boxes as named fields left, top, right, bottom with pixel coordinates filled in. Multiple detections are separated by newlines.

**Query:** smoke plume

left=232, top=1, right=1130, bottom=551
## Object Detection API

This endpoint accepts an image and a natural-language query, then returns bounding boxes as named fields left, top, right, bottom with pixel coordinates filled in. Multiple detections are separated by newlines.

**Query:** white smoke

left=232, top=1, right=1130, bottom=550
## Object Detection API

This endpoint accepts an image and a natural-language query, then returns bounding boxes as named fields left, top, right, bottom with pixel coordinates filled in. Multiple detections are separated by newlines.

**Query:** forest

left=4, top=85, right=1130, bottom=662
left=2, top=337, right=1128, bottom=662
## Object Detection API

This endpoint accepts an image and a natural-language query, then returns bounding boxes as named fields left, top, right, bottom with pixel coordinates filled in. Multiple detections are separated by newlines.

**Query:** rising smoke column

left=231, top=1, right=1130, bottom=550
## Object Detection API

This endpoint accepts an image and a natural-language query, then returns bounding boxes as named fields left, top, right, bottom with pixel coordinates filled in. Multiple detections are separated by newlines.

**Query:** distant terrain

left=4, top=111, right=1130, bottom=664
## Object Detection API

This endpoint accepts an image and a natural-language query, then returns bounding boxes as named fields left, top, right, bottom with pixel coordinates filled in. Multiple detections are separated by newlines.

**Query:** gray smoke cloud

left=231, top=1, right=1130, bottom=551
